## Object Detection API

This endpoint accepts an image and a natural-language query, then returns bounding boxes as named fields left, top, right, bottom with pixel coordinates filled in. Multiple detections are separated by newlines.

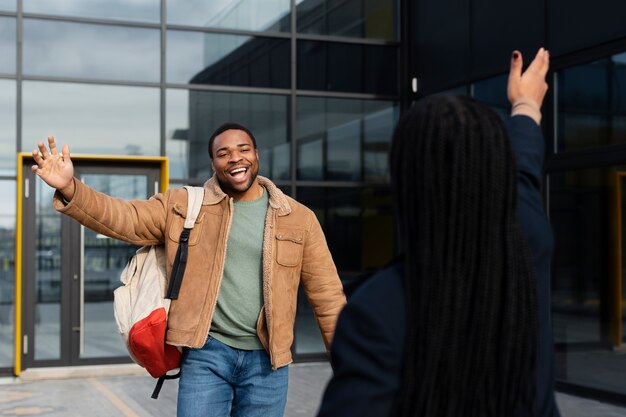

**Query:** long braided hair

left=390, top=94, right=537, bottom=417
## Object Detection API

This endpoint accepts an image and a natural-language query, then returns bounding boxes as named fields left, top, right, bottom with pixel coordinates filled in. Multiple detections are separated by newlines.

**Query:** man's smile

left=228, top=166, right=249, bottom=182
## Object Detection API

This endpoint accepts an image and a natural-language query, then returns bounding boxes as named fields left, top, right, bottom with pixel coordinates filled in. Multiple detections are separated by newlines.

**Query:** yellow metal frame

left=14, top=153, right=169, bottom=375
left=611, top=172, right=625, bottom=349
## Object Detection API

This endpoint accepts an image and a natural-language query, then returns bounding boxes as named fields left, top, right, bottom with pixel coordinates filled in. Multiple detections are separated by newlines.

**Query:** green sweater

left=209, top=189, right=268, bottom=350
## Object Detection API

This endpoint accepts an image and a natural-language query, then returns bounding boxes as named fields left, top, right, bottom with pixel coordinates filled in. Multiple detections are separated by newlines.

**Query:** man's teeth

left=231, top=168, right=246, bottom=175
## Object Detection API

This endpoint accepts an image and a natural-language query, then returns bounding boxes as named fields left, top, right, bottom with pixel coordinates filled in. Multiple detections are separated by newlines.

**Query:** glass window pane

left=550, top=166, right=626, bottom=396
left=554, top=57, right=626, bottom=152
left=34, top=178, right=61, bottom=360
left=613, top=53, right=626, bottom=114
left=23, top=82, right=160, bottom=156
left=296, top=0, right=398, bottom=41
left=166, top=89, right=289, bottom=181
left=297, top=186, right=394, bottom=277
left=0, top=79, right=16, bottom=176
left=363, top=106, right=396, bottom=181
left=472, top=74, right=509, bottom=119
left=80, top=174, right=145, bottom=359
left=294, top=186, right=394, bottom=354
left=0, top=17, right=15, bottom=74
left=167, top=31, right=290, bottom=88
left=167, top=0, right=290, bottom=32
left=327, top=120, right=360, bottom=180
left=24, top=0, right=159, bottom=23
left=0, top=0, right=15, bottom=11
left=297, top=40, right=398, bottom=95
left=0, top=180, right=15, bottom=368
left=23, top=20, right=160, bottom=83
left=612, top=53, right=626, bottom=147
left=296, top=97, right=398, bottom=181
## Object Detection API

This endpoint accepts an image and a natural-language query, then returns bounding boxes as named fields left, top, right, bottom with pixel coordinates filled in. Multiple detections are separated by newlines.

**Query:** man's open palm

left=31, top=136, right=75, bottom=198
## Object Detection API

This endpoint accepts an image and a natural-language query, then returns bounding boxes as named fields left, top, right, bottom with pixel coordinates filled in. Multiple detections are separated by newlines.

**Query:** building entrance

left=17, top=155, right=167, bottom=372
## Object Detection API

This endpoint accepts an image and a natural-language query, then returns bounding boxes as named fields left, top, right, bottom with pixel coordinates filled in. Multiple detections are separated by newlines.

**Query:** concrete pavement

left=0, top=362, right=624, bottom=416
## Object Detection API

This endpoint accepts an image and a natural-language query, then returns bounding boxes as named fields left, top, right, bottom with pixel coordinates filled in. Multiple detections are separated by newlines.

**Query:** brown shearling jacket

left=53, top=175, right=346, bottom=369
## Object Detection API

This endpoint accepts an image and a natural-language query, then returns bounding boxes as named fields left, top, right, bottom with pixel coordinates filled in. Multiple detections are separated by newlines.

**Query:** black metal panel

left=549, top=0, right=626, bottom=56
left=471, top=0, right=545, bottom=80
left=412, top=0, right=470, bottom=94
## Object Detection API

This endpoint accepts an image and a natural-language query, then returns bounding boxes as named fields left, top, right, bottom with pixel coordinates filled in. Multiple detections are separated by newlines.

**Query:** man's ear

left=211, top=161, right=215, bottom=172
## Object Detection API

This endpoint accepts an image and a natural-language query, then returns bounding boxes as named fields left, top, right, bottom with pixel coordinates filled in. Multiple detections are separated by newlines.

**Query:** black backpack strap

left=151, top=370, right=181, bottom=399
left=166, top=187, right=204, bottom=300
left=166, top=228, right=190, bottom=300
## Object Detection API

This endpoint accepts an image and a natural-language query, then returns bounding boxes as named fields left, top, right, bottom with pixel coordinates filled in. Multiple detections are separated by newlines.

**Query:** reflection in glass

left=0, top=79, right=16, bottom=176
left=296, top=0, right=398, bottom=41
left=550, top=166, right=626, bottom=395
left=327, top=120, right=360, bottom=180
left=297, top=187, right=393, bottom=275
left=80, top=174, right=145, bottom=359
left=557, top=55, right=626, bottom=152
left=167, top=89, right=289, bottom=181
left=34, top=178, right=61, bottom=360
left=297, top=138, right=323, bottom=180
left=23, top=81, right=159, bottom=156
left=363, top=107, right=395, bottom=181
left=166, top=90, right=190, bottom=179
left=167, top=31, right=290, bottom=88
left=295, top=285, right=325, bottom=354
left=472, top=74, right=508, bottom=119
left=294, top=186, right=393, bottom=354
left=296, top=97, right=398, bottom=181
left=298, top=40, right=398, bottom=95
left=0, top=181, right=15, bottom=367
left=0, top=17, right=16, bottom=74
left=23, top=20, right=159, bottom=82
left=23, top=0, right=159, bottom=23
left=0, top=0, right=15, bottom=12
left=167, top=0, right=290, bottom=32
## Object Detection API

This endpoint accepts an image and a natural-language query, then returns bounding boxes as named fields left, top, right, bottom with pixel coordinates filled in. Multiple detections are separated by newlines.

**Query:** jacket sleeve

left=317, top=267, right=404, bottom=417
left=507, top=115, right=560, bottom=417
left=52, top=177, right=170, bottom=246
left=507, top=114, right=554, bottom=263
left=300, top=212, right=347, bottom=350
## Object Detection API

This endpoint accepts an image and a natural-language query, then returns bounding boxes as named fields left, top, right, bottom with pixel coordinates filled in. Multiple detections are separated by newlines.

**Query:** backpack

left=114, top=186, right=204, bottom=399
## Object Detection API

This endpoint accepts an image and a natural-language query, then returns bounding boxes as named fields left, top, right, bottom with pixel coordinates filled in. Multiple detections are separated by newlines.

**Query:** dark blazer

left=316, top=115, right=560, bottom=417
left=509, top=116, right=561, bottom=417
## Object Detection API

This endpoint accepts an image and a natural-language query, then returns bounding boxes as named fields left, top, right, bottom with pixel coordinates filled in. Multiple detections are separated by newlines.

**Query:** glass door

left=22, top=163, right=161, bottom=368
left=73, top=169, right=157, bottom=361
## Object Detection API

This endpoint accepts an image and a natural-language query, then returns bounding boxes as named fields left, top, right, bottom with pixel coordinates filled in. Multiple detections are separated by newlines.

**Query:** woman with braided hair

left=317, top=48, right=558, bottom=417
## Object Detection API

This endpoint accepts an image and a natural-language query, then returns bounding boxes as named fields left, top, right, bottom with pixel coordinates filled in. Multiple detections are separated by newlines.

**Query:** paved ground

left=0, top=362, right=625, bottom=416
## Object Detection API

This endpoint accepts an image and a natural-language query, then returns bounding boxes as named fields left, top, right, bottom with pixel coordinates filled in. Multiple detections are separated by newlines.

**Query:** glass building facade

left=0, top=0, right=400, bottom=372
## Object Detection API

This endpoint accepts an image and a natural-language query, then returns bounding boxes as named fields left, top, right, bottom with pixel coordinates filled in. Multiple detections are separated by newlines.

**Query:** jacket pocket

left=275, top=229, right=304, bottom=267
left=168, top=208, right=205, bottom=246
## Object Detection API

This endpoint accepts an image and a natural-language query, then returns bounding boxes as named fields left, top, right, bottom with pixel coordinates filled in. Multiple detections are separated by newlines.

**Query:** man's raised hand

left=31, top=135, right=76, bottom=200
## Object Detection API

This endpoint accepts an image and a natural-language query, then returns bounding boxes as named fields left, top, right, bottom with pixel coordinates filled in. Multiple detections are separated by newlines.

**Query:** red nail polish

left=512, top=52, right=519, bottom=59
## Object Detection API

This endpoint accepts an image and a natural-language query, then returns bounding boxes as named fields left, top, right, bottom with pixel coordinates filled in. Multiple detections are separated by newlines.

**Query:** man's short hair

left=208, top=122, right=257, bottom=159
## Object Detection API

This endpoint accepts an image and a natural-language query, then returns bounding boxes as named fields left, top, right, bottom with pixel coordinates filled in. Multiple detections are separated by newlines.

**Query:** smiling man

left=31, top=122, right=346, bottom=417
left=209, top=123, right=261, bottom=200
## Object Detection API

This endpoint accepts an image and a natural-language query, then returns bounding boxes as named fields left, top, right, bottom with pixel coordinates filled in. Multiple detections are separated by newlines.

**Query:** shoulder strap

left=166, top=186, right=205, bottom=300
left=152, top=370, right=181, bottom=399
left=183, top=186, right=204, bottom=229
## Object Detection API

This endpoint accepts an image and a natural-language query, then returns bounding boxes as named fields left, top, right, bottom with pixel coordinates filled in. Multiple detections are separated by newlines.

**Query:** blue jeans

left=177, top=336, right=289, bottom=417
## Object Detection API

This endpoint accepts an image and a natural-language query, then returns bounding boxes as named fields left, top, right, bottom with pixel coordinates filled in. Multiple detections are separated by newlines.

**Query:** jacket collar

left=202, top=175, right=292, bottom=216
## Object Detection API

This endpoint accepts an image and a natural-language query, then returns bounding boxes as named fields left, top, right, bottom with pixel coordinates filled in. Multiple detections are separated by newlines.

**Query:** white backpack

left=113, top=186, right=204, bottom=398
